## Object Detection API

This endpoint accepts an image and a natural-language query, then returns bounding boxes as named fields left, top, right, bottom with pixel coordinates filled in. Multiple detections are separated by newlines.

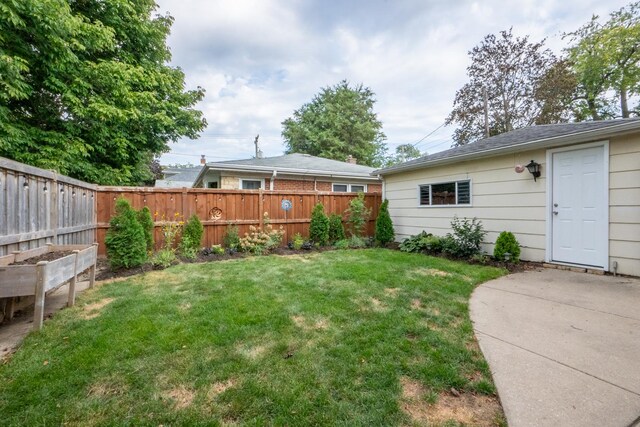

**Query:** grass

left=0, top=249, right=507, bottom=426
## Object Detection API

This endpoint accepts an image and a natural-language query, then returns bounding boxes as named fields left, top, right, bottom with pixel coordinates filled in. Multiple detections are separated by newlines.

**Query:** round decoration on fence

left=281, top=199, right=292, bottom=211
left=209, top=207, right=223, bottom=220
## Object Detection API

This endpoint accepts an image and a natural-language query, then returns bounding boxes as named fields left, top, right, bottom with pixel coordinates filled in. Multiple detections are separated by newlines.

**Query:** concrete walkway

left=470, top=269, right=640, bottom=427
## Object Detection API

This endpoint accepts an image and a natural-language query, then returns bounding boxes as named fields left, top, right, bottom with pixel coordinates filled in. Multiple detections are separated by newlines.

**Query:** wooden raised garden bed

left=0, top=243, right=98, bottom=330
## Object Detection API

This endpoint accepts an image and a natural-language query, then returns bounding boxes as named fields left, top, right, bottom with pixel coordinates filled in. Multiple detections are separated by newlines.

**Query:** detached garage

left=376, top=119, right=640, bottom=277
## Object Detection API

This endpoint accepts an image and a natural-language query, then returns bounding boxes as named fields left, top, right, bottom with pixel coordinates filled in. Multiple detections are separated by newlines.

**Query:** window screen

left=350, top=185, right=365, bottom=193
left=419, top=180, right=470, bottom=206
left=333, top=184, right=348, bottom=192
left=241, top=180, right=262, bottom=190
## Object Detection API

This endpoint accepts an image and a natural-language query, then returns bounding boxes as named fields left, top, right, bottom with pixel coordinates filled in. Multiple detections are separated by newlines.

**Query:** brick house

left=192, top=153, right=382, bottom=193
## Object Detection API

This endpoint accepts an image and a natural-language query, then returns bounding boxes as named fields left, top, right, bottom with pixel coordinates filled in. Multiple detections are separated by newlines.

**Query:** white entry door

left=551, top=145, right=607, bottom=268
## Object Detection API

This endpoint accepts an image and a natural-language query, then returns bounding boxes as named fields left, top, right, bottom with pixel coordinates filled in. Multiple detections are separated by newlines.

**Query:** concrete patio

left=471, top=268, right=640, bottom=427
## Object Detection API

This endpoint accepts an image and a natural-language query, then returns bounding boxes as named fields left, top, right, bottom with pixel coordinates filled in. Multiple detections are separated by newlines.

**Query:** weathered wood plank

left=12, top=246, right=50, bottom=262
left=0, top=266, right=37, bottom=297
left=43, top=254, right=77, bottom=292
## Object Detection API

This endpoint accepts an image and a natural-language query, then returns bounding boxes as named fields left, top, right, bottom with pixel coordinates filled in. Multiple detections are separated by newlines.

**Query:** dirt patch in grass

left=236, top=342, right=269, bottom=360
left=208, top=379, right=236, bottom=399
left=163, top=385, right=195, bottom=410
left=179, top=302, right=192, bottom=311
left=384, top=288, right=400, bottom=297
left=88, top=377, right=127, bottom=398
left=82, top=298, right=114, bottom=320
left=400, top=377, right=501, bottom=426
left=427, top=392, right=502, bottom=426
left=291, top=315, right=329, bottom=331
left=370, top=297, right=387, bottom=312
left=410, top=299, right=422, bottom=310
left=413, top=268, right=450, bottom=277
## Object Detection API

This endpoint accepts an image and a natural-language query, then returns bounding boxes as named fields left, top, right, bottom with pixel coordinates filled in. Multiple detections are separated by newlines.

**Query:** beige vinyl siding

left=609, top=135, right=640, bottom=277
left=385, top=148, right=548, bottom=262
left=385, top=135, right=640, bottom=276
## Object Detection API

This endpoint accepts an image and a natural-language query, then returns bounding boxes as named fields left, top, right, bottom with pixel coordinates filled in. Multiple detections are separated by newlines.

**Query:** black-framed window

left=419, top=180, right=471, bottom=206
left=241, top=179, right=262, bottom=190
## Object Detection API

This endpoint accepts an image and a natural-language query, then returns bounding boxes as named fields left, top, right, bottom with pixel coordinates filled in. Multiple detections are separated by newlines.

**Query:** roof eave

left=374, top=121, right=640, bottom=176
left=203, top=163, right=378, bottom=179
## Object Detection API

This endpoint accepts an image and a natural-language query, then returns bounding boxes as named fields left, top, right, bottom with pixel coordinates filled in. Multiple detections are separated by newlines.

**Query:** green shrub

left=328, top=213, right=346, bottom=243
left=137, top=206, right=155, bottom=253
left=442, top=216, right=486, bottom=258
left=309, top=203, right=329, bottom=245
left=348, top=235, right=367, bottom=248
left=399, top=231, right=442, bottom=253
left=334, top=239, right=350, bottom=250
left=291, top=233, right=305, bottom=250
left=179, top=214, right=203, bottom=258
left=105, top=198, right=147, bottom=269
left=375, top=199, right=395, bottom=246
left=494, top=231, right=521, bottom=263
left=346, top=193, right=371, bottom=237
left=210, top=245, right=225, bottom=255
left=152, top=248, right=177, bottom=268
left=223, top=224, right=240, bottom=249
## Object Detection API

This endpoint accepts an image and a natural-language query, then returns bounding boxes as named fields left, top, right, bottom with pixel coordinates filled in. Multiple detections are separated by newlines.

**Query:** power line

left=411, top=122, right=447, bottom=148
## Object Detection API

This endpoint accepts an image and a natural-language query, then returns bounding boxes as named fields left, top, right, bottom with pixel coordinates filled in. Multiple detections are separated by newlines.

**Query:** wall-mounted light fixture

left=526, top=160, right=541, bottom=182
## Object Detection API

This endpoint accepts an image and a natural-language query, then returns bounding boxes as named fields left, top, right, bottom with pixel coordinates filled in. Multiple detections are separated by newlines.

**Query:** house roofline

left=193, top=163, right=380, bottom=187
left=374, top=120, right=640, bottom=176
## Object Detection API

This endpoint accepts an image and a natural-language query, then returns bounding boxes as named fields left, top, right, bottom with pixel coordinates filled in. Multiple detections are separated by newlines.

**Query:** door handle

left=553, top=211, right=558, bottom=215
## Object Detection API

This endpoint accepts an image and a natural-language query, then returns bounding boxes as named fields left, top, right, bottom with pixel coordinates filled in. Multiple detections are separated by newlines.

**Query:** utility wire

left=411, top=122, right=447, bottom=148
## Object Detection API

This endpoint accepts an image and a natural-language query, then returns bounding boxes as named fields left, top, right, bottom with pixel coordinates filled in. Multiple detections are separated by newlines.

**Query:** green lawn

left=0, top=249, right=507, bottom=426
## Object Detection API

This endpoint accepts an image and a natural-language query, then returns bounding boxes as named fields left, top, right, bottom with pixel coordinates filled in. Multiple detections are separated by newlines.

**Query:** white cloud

left=155, top=0, right=631, bottom=164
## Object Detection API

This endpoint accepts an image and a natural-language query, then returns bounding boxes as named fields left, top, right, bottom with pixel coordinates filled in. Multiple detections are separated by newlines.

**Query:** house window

left=419, top=180, right=471, bottom=206
left=332, top=183, right=367, bottom=192
left=207, top=182, right=218, bottom=189
left=241, top=179, right=263, bottom=190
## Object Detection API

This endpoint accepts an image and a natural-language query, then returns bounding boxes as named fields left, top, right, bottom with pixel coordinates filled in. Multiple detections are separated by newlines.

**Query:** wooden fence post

left=258, top=189, right=264, bottom=228
left=89, top=243, right=98, bottom=288
left=181, top=187, right=188, bottom=220
left=34, top=261, right=48, bottom=331
left=68, top=250, right=80, bottom=307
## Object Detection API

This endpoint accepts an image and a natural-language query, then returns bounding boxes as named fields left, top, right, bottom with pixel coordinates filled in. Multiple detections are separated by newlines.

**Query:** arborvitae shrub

left=105, top=198, right=147, bottom=269
left=137, top=206, right=155, bottom=253
left=375, top=199, right=395, bottom=245
left=180, top=214, right=204, bottom=258
left=493, top=231, right=521, bottom=262
left=223, top=224, right=240, bottom=249
left=328, top=213, right=346, bottom=243
left=309, top=203, right=329, bottom=245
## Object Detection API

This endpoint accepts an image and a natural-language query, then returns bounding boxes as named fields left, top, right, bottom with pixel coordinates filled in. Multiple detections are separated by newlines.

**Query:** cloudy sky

left=155, top=0, right=629, bottom=165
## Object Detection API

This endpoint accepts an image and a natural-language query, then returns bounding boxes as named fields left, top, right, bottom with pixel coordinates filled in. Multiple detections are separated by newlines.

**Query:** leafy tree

left=384, top=144, right=423, bottom=166
left=345, top=193, right=371, bottom=237
left=564, top=2, right=640, bottom=119
left=309, top=203, right=329, bottom=245
left=446, top=29, right=567, bottom=146
left=282, top=80, right=387, bottom=167
left=375, top=200, right=395, bottom=246
left=0, top=0, right=206, bottom=185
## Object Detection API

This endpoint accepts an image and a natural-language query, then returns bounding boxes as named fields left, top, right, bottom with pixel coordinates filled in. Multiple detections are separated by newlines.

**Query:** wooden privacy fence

left=0, top=157, right=97, bottom=256
left=96, top=187, right=382, bottom=255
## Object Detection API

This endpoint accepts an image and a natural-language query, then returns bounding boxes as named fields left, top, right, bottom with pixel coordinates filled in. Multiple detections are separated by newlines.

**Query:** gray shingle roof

left=211, top=153, right=376, bottom=175
left=376, top=118, right=640, bottom=175
left=164, top=166, right=203, bottom=183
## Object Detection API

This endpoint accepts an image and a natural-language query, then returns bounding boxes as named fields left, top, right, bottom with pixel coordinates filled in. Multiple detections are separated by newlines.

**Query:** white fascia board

left=375, top=122, right=640, bottom=176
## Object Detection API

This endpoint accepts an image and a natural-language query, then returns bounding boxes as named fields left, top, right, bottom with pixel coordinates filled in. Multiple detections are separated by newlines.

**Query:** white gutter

left=375, top=120, right=640, bottom=176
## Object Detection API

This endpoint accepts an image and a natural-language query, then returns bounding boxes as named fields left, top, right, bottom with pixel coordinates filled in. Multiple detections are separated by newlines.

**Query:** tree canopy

left=564, top=1, right=640, bottom=120
left=281, top=80, right=387, bottom=167
left=0, top=0, right=206, bottom=185
left=446, top=29, right=568, bottom=146
left=384, top=144, right=423, bottom=166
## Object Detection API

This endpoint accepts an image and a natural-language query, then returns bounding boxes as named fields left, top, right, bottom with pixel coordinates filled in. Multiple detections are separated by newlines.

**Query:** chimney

left=200, top=155, right=206, bottom=165
left=346, top=155, right=357, bottom=164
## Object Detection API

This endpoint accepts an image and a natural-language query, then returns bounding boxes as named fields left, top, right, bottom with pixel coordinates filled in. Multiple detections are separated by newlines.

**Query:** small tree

left=494, top=231, right=521, bottom=262
left=375, top=200, right=395, bottom=246
left=223, top=224, right=240, bottom=250
left=180, top=214, right=204, bottom=258
left=105, top=198, right=147, bottom=269
left=137, top=206, right=155, bottom=253
left=346, top=193, right=371, bottom=237
left=328, top=213, right=346, bottom=243
left=309, top=203, right=329, bottom=245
